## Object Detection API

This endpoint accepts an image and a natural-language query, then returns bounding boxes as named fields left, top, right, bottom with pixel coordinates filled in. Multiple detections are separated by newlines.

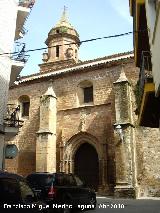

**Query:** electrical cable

left=0, top=29, right=147, bottom=57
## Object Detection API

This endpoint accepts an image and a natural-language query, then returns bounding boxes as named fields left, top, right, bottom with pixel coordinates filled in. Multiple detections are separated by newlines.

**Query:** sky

left=20, top=0, right=133, bottom=76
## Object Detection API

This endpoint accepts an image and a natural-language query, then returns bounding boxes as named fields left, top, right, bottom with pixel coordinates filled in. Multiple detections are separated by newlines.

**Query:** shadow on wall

left=17, top=108, right=40, bottom=176
left=5, top=106, right=40, bottom=176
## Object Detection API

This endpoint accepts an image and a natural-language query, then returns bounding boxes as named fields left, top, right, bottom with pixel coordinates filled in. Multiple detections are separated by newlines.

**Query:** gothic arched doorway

left=74, top=143, right=99, bottom=191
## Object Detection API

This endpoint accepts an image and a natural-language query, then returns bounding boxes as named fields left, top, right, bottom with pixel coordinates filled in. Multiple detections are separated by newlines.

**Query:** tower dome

left=46, top=7, right=80, bottom=45
left=40, top=7, right=80, bottom=73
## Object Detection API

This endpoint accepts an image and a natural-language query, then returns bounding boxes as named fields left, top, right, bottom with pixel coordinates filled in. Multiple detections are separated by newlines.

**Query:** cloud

left=109, top=0, right=132, bottom=23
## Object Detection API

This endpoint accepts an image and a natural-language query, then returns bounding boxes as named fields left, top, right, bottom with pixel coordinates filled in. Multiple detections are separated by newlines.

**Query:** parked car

left=0, top=171, right=50, bottom=213
left=26, top=172, right=97, bottom=213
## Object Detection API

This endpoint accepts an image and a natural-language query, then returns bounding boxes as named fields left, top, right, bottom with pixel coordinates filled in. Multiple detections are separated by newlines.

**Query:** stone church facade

left=5, top=9, right=160, bottom=198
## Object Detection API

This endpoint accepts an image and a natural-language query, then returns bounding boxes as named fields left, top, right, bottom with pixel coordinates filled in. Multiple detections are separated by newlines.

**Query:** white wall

left=0, top=0, right=18, bottom=168
left=145, top=0, right=160, bottom=96
left=0, top=0, right=17, bottom=125
left=152, top=13, right=160, bottom=95
left=145, top=0, right=156, bottom=40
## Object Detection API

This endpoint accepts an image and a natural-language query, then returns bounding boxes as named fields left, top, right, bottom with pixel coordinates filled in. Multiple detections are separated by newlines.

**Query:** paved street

left=84, top=196, right=160, bottom=213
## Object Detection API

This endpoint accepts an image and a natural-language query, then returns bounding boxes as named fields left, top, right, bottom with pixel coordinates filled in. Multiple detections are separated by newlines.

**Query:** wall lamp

left=115, top=124, right=124, bottom=143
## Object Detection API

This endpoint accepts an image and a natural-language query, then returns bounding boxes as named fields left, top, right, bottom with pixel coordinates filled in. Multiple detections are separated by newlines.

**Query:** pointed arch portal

left=74, top=143, right=99, bottom=191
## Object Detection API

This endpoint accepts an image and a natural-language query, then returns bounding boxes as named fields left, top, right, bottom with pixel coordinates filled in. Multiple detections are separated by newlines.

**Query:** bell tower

left=40, top=7, right=81, bottom=73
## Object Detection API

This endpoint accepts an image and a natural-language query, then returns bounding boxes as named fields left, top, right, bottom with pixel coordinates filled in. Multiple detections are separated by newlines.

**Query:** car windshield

left=19, top=181, right=36, bottom=202
left=56, top=174, right=77, bottom=186
left=27, top=174, right=55, bottom=187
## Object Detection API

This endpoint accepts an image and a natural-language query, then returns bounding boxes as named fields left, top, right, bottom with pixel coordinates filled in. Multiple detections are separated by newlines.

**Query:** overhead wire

left=0, top=29, right=147, bottom=57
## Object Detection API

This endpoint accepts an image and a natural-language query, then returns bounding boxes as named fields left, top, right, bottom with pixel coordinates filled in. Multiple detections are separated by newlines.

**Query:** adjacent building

left=0, top=0, right=35, bottom=169
left=129, top=0, right=160, bottom=127
left=5, top=8, right=160, bottom=198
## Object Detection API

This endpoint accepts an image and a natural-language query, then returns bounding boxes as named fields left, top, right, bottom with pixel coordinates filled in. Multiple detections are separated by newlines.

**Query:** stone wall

left=5, top=83, right=43, bottom=175
left=6, top=62, right=119, bottom=177
left=5, top=58, right=160, bottom=197
left=135, top=127, right=160, bottom=197
left=128, top=74, right=160, bottom=198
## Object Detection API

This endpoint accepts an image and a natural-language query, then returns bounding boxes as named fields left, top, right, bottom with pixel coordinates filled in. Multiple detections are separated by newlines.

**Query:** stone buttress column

left=36, top=87, right=57, bottom=172
left=113, top=66, right=136, bottom=198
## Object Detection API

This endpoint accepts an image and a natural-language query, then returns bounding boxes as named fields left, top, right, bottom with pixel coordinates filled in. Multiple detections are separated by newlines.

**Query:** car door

left=55, top=174, right=89, bottom=205
left=0, top=178, right=21, bottom=203
left=0, top=178, right=21, bottom=212
left=72, top=174, right=92, bottom=203
left=19, top=180, right=37, bottom=203
left=54, top=174, right=75, bottom=202
left=27, top=174, right=51, bottom=200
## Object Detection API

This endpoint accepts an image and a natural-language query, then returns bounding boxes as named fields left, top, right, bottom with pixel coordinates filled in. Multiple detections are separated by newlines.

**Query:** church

left=5, top=8, right=160, bottom=198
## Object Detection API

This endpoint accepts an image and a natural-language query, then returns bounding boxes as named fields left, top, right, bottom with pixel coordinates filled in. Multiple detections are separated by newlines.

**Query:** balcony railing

left=11, top=43, right=30, bottom=63
left=18, top=0, right=35, bottom=9
left=139, top=51, right=152, bottom=92
left=4, top=104, right=23, bottom=128
left=135, top=51, right=153, bottom=113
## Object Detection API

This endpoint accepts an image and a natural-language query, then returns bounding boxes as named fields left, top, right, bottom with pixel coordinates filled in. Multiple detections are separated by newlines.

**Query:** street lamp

left=115, top=124, right=124, bottom=142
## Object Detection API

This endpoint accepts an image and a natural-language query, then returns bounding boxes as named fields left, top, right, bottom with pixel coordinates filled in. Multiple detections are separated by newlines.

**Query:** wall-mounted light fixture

left=115, top=124, right=124, bottom=142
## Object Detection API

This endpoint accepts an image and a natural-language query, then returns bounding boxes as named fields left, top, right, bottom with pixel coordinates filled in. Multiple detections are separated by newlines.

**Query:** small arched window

left=75, top=49, right=77, bottom=59
left=77, top=81, right=93, bottom=105
left=18, top=95, right=30, bottom=118
left=56, top=45, right=60, bottom=57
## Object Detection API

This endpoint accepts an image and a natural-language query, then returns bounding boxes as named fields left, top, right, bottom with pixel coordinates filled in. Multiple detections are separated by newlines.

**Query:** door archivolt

left=63, top=132, right=101, bottom=161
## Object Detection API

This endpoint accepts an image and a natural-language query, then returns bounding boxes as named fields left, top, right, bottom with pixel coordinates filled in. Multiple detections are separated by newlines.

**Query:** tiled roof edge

left=17, top=51, right=134, bottom=84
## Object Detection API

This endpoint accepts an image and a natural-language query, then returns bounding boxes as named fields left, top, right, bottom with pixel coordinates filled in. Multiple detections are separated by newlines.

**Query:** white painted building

left=0, top=0, right=35, bottom=169
left=129, top=0, right=160, bottom=128
left=145, top=0, right=160, bottom=96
